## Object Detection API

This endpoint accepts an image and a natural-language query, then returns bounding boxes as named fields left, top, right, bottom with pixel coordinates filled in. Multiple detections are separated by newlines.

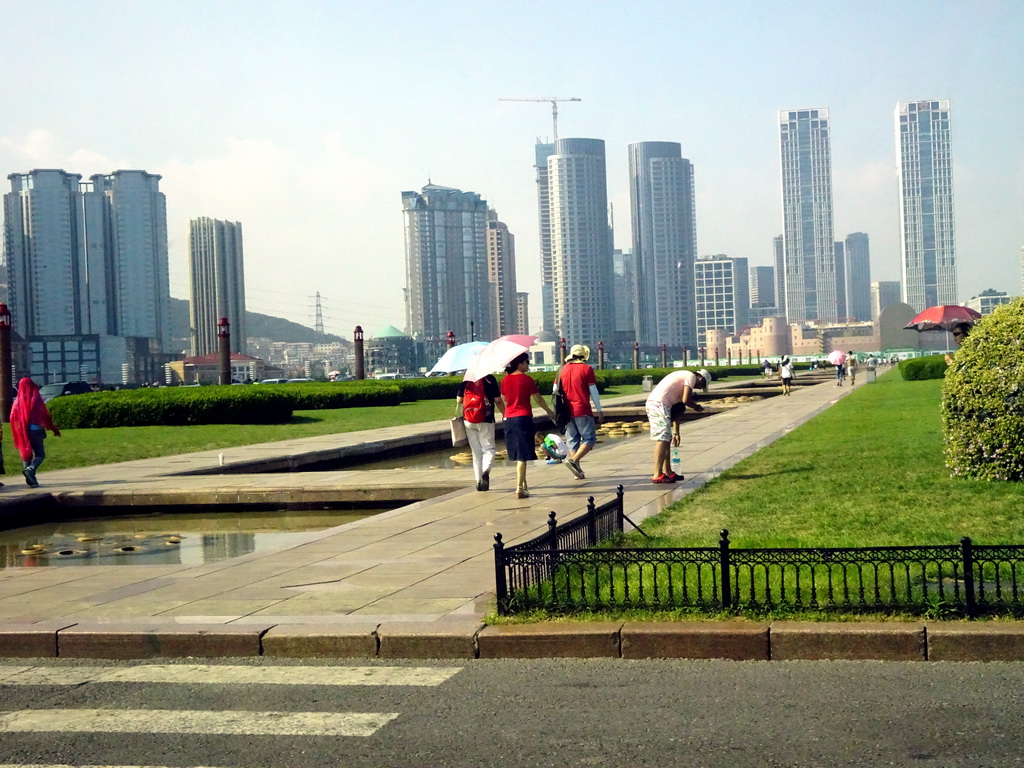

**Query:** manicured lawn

left=644, top=374, right=1024, bottom=547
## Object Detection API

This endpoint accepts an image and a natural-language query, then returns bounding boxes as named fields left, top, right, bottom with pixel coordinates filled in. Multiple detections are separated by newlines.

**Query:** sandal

left=651, top=474, right=672, bottom=484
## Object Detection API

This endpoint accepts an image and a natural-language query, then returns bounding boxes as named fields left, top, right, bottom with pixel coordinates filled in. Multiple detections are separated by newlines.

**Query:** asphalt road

left=1, top=657, right=1023, bottom=767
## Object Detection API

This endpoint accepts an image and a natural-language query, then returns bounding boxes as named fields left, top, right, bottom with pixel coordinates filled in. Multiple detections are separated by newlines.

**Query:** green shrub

left=49, top=386, right=295, bottom=428
left=942, top=297, right=1024, bottom=481
left=268, top=381, right=403, bottom=409
left=899, top=355, right=948, bottom=381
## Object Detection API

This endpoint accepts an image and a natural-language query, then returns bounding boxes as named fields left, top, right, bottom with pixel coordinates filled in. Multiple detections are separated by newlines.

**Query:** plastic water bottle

left=671, top=447, right=681, bottom=471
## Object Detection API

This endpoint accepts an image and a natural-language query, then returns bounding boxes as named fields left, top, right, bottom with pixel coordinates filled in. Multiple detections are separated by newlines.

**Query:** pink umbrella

left=462, top=335, right=538, bottom=382
left=827, top=350, right=847, bottom=366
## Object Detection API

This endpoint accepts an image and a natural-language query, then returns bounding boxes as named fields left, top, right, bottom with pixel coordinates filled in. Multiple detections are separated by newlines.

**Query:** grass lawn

left=643, top=373, right=1024, bottom=547
left=1, top=384, right=646, bottom=473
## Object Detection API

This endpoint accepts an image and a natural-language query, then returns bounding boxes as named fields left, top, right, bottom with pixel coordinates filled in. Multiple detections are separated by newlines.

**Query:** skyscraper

left=612, top=249, right=636, bottom=334
left=403, top=183, right=491, bottom=348
left=896, top=100, right=956, bottom=311
left=779, top=108, right=837, bottom=323
left=628, top=141, right=697, bottom=348
left=870, top=280, right=902, bottom=321
left=750, top=266, right=776, bottom=308
left=4, top=168, right=170, bottom=384
left=188, top=217, right=246, bottom=356
left=695, top=255, right=749, bottom=346
left=843, top=232, right=872, bottom=321
left=486, top=210, right=518, bottom=337
left=547, top=138, right=613, bottom=345
left=772, top=234, right=785, bottom=316
left=534, top=142, right=556, bottom=334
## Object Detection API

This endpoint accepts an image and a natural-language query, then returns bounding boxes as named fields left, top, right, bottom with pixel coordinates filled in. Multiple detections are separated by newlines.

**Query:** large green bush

left=942, top=298, right=1024, bottom=481
left=899, top=355, right=948, bottom=381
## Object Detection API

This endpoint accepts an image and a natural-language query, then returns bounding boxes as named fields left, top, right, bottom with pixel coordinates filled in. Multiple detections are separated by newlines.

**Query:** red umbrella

left=903, top=305, right=981, bottom=332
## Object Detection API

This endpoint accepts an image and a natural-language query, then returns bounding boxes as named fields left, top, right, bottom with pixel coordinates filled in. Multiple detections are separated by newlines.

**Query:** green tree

left=942, top=297, right=1024, bottom=480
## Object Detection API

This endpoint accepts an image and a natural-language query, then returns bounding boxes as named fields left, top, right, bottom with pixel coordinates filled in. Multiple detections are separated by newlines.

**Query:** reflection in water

left=0, top=507, right=390, bottom=569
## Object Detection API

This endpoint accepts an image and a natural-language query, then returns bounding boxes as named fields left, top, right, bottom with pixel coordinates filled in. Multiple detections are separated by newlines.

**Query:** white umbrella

left=429, top=341, right=488, bottom=375
left=462, top=335, right=538, bottom=382
left=827, top=350, right=847, bottom=366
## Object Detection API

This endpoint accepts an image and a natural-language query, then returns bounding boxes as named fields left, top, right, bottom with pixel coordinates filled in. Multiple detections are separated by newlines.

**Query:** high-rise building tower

left=695, top=254, right=749, bottom=346
left=896, top=100, right=956, bottom=311
left=547, top=138, right=613, bottom=345
left=628, top=141, right=697, bottom=348
left=772, top=235, right=786, bottom=317
left=188, top=217, right=246, bottom=356
left=403, top=183, right=491, bottom=350
left=843, top=232, right=872, bottom=321
left=4, top=169, right=86, bottom=336
left=486, top=210, right=517, bottom=337
left=4, top=168, right=170, bottom=384
left=750, top=266, right=777, bottom=308
left=534, top=142, right=556, bottom=334
left=779, top=108, right=837, bottom=323
left=870, top=280, right=902, bottom=321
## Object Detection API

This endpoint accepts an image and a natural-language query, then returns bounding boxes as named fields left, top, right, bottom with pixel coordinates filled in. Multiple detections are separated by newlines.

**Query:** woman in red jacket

left=10, top=377, right=61, bottom=488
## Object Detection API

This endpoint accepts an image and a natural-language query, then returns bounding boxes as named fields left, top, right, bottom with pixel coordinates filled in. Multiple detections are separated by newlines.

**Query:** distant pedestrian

left=762, top=359, right=773, bottom=378
left=10, top=377, right=61, bottom=488
left=645, top=368, right=709, bottom=483
left=556, top=344, right=603, bottom=481
left=456, top=374, right=505, bottom=492
left=779, top=357, right=795, bottom=395
left=500, top=353, right=555, bottom=499
left=846, top=352, right=858, bottom=386
left=836, top=360, right=846, bottom=386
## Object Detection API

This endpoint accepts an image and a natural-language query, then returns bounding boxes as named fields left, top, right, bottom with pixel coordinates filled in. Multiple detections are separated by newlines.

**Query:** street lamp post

left=597, top=340, right=604, bottom=370
left=217, top=317, right=231, bottom=385
left=633, top=342, right=640, bottom=370
left=0, top=304, right=11, bottom=419
left=354, top=326, right=365, bottom=380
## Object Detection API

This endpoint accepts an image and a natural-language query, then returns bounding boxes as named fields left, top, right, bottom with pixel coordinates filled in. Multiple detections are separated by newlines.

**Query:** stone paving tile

left=156, top=599, right=292, bottom=617
left=351, top=597, right=469, bottom=615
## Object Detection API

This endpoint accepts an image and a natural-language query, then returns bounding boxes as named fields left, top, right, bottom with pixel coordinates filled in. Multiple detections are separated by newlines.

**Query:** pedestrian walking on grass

left=645, top=368, right=709, bottom=484
left=10, top=377, right=61, bottom=488
left=456, top=374, right=505, bottom=492
left=500, top=353, right=555, bottom=499
left=556, top=344, right=603, bottom=481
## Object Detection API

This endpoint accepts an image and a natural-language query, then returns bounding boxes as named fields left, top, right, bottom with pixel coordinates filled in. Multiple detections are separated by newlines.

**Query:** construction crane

left=498, top=96, right=582, bottom=140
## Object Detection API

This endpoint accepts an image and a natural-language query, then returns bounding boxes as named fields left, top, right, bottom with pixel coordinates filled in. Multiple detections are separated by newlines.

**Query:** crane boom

left=498, top=96, right=582, bottom=140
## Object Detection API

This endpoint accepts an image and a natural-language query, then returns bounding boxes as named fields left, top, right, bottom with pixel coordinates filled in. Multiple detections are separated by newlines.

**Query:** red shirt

left=558, top=362, right=597, bottom=417
left=500, top=372, right=539, bottom=418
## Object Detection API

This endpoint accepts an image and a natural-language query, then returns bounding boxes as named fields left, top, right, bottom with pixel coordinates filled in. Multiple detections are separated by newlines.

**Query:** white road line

left=0, top=709, right=399, bottom=737
left=0, top=665, right=461, bottom=687
left=0, top=765, right=225, bottom=768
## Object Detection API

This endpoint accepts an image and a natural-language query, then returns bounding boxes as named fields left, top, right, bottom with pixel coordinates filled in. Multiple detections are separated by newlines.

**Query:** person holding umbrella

left=455, top=373, right=505, bottom=492
left=500, top=352, right=555, bottom=499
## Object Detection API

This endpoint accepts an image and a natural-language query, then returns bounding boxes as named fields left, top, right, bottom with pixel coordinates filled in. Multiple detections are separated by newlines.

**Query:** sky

left=3, top=0, right=1022, bottom=338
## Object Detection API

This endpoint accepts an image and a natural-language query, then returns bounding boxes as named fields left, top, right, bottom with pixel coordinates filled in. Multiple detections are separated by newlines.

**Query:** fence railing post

left=547, top=511, right=559, bottom=603
left=616, top=484, right=625, bottom=534
left=719, top=529, right=732, bottom=610
left=961, top=536, right=976, bottom=618
left=586, top=496, right=597, bottom=545
left=493, top=533, right=508, bottom=616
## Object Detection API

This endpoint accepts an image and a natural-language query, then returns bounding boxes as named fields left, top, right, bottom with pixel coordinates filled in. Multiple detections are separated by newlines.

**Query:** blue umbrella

left=429, top=342, right=488, bottom=375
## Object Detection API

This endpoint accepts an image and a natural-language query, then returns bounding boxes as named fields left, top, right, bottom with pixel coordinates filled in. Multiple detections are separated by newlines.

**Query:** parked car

left=256, top=378, right=288, bottom=384
left=286, top=378, right=313, bottom=383
left=38, top=381, right=92, bottom=403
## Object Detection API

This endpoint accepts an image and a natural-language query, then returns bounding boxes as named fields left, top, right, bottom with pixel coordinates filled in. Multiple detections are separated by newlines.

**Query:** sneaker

left=23, top=468, right=38, bottom=488
left=565, top=458, right=585, bottom=480
left=666, top=471, right=684, bottom=482
left=516, top=485, right=530, bottom=499
left=476, top=480, right=485, bottom=492
left=652, top=474, right=672, bottom=484
left=481, top=471, right=490, bottom=491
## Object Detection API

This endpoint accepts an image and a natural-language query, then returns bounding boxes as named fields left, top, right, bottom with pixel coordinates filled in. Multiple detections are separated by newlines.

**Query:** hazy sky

left=3, top=1, right=1022, bottom=336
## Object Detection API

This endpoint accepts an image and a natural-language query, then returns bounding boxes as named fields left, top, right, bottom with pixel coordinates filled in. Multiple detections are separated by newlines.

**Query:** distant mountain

left=168, top=297, right=347, bottom=348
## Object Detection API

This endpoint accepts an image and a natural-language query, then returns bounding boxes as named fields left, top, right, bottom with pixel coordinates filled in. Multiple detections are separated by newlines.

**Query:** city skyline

left=2, top=2, right=1022, bottom=336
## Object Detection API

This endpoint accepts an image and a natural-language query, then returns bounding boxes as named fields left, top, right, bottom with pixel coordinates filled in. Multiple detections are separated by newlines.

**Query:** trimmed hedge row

left=48, top=386, right=296, bottom=428
left=899, top=355, right=948, bottom=381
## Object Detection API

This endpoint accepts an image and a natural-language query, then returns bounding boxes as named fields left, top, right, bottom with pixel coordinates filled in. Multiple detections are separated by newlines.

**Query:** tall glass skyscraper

left=402, top=184, right=492, bottom=348
left=546, top=138, right=613, bottom=345
left=843, top=232, right=872, bottom=322
left=534, top=143, right=556, bottom=334
left=189, top=217, right=246, bottom=356
left=628, top=141, right=697, bottom=349
left=779, top=108, right=837, bottom=323
left=896, top=100, right=956, bottom=311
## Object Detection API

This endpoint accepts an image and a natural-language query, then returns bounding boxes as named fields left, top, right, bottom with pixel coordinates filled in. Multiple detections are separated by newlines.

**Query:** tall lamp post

left=354, top=326, right=365, bottom=380
left=0, top=304, right=11, bottom=419
left=597, top=340, right=605, bottom=370
left=217, top=317, right=231, bottom=385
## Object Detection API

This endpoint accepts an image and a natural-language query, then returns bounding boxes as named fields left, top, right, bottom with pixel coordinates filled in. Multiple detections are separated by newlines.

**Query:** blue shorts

left=565, top=415, right=597, bottom=452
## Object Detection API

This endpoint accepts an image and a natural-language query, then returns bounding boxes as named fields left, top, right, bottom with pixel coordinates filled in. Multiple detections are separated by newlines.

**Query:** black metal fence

left=494, top=501, right=1024, bottom=617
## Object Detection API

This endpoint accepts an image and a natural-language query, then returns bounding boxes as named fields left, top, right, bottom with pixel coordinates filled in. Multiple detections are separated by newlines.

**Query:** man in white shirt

left=645, top=368, right=709, bottom=483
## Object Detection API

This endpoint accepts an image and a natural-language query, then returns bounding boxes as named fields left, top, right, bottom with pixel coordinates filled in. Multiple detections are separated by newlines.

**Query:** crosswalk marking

left=0, top=664, right=461, bottom=687
left=0, top=709, right=399, bottom=737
